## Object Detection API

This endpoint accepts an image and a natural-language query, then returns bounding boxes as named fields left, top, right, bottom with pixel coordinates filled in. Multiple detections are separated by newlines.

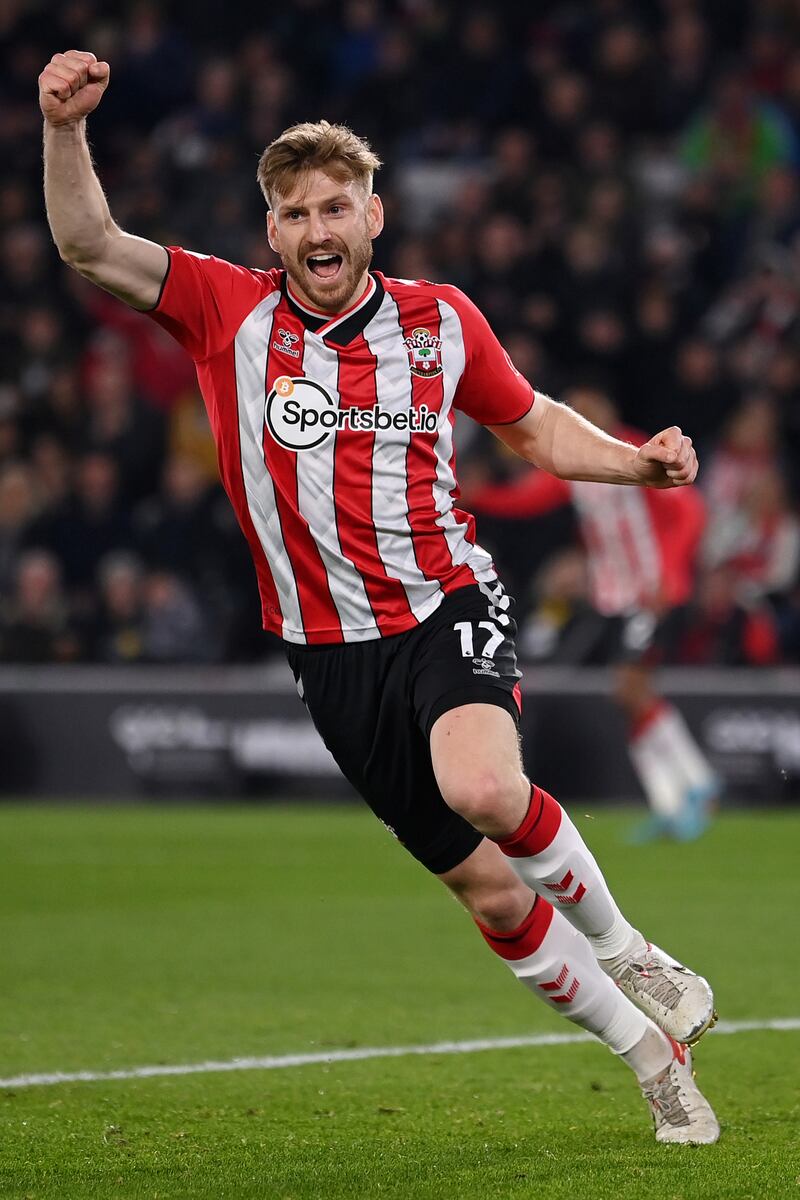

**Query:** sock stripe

left=495, top=785, right=562, bottom=858
left=476, top=897, right=554, bottom=961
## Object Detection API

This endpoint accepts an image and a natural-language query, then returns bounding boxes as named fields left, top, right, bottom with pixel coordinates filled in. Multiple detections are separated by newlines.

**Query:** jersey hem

left=267, top=578, right=493, bottom=645
left=269, top=603, right=427, bottom=645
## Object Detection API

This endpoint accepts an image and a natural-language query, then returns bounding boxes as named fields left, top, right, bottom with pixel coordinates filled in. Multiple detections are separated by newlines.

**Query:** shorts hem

left=410, top=827, right=484, bottom=875
left=425, top=684, right=521, bottom=739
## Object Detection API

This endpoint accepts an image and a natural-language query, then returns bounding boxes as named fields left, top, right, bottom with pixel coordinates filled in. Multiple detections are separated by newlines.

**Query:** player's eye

left=329, top=205, right=343, bottom=215
left=287, top=211, right=303, bottom=221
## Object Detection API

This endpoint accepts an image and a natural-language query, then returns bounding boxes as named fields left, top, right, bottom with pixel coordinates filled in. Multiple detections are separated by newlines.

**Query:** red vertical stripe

left=198, top=350, right=284, bottom=634
left=392, top=291, right=475, bottom=588
left=444, top=404, right=481, bottom=591
left=264, top=307, right=344, bottom=644
left=334, top=334, right=415, bottom=632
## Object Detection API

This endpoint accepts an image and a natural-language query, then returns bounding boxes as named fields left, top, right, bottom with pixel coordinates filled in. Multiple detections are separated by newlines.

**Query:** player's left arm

left=488, top=393, right=698, bottom=489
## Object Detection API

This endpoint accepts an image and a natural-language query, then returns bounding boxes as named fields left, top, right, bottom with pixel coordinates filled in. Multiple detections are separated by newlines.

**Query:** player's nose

left=307, top=211, right=332, bottom=244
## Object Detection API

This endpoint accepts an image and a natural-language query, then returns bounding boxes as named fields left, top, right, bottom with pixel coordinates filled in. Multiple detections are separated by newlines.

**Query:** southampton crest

left=404, top=326, right=443, bottom=378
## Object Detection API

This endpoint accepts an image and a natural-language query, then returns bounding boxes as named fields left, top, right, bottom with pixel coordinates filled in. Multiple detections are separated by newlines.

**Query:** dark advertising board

left=1, top=665, right=798, bottom=803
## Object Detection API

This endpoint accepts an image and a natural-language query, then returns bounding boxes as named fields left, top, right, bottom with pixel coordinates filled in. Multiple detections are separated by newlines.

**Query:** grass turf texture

left=1, top=805, right=798, bottom=1199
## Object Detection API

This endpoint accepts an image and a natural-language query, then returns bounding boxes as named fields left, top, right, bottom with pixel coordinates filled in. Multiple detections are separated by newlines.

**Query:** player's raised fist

left=39, top=51, right=110, bottom=126
left=634, top=425, right=699, bottom=489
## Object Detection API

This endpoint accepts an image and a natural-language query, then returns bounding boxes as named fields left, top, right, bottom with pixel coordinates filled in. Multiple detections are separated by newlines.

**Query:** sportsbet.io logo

left=265, top=376, right=438, bottom=453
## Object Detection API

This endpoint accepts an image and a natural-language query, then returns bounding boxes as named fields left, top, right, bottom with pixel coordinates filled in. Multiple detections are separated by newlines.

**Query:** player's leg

left=614, top=612, right=720, bottom=841
left=616, top=662, right=686, bottom=834
left=617, top=666, right=719, bottom=839
left=430, top=702, right=716, bottom=1045
left=438, top=838, right=719, bottom=1144
left=288, top=604, right=717, bottom=1142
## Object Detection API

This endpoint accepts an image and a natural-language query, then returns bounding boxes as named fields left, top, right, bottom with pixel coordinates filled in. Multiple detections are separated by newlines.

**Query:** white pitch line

left=2, top=1018, right=798, bottom=1091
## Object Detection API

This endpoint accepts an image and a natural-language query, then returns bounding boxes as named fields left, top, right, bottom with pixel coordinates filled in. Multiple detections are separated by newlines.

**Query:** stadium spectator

left=517, top=546, right=593, bottom=663
left=676, top=564, right=781, bottom=666
left=668, top=337, right=734, bottom=451
left=680, top=69, right=799, bottom=212
left=0, top=461, right=39, bottom=599
left=700, top=393, right=788, bottom=560
left=140, top=569, right=213, bottom=663
left=0, top=547, right=80, bottom=663
left=92, top=551, right=146, bottom=664
left=29, top=451, right=134, bottom=606
left=82, top=348, right=166, bottom=503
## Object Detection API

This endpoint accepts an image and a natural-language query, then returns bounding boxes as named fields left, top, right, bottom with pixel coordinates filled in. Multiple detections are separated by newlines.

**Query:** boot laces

left=643, top=1068, right=692, bottom=1128
left=624, top=958, right=686, bottom=1009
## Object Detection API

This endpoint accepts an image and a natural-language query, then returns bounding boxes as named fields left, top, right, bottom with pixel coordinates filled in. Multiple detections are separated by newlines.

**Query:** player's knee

left=441, top=767, right=521, bottom=831
left=449, top=873, right=532, bottom=930
left=471, top=881, right=533, bottom=931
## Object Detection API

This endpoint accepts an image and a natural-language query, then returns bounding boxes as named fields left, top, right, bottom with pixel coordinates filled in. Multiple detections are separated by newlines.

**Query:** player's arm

left=40, top=50, right=168, bottom=310
left=488, top=393, right=698, bottom=490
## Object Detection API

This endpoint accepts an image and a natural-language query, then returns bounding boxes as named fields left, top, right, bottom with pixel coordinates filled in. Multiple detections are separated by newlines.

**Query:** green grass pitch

left=1, top=803, right=798, bottom=1199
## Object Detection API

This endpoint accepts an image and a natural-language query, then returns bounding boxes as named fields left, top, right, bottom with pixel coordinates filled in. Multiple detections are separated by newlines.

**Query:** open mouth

left=306, top=253, right=344, bottom=280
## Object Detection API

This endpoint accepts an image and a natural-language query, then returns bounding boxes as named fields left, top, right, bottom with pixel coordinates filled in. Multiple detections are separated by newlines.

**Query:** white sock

left=630, top=702, right=717, bottom=818
left=477, top=898, right=649, bottom=1055
left=620, top=1022, right=674, bottom=1083
left=496, top=786, right=636, bottom=958
left=651, top=703, right=718, bottom=794
left=629, top=705, right=686, bottom=819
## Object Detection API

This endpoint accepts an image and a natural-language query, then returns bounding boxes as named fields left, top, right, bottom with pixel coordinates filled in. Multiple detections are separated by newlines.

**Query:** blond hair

left=257, top=120, right=382, bottom=208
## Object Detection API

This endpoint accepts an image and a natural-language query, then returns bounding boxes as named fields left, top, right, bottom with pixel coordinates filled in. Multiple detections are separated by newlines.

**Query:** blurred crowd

left=2, top=0, right=800, bottom=664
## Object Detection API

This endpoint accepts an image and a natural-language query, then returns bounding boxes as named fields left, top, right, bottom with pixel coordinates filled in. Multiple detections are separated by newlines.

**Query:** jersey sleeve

left=145, top=246, right=278, bottom=360
left=444, top=287, right=535, bottom=425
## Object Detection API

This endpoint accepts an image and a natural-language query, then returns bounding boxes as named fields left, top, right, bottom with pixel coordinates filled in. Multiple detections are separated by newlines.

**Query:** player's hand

left=39, top=51, right=110, bottom=126
left=633, top=426, right=698, bottom=488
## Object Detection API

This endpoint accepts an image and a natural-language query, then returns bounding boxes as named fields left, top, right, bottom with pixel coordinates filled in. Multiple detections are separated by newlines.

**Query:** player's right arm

left=40, top=50, right=168, bottom=310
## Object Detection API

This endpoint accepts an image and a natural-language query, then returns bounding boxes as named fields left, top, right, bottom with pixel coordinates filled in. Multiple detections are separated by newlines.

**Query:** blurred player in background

left=471, top=382, right=721, bottom=841
left=40, top=49, right=720, bottom=1144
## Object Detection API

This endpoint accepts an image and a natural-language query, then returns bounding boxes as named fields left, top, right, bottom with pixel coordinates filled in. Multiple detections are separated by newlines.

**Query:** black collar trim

left=280, top=273, right=385, bottom=346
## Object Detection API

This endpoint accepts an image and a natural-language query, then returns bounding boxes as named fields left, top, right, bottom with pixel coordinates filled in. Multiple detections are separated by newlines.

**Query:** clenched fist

left=633, top=426, right=698, bottom=488
left=39, top=50, right=110, bottom=126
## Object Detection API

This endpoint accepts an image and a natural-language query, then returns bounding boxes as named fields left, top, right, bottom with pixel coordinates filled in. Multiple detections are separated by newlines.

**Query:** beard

left=281, top=227, right=374, bottom=313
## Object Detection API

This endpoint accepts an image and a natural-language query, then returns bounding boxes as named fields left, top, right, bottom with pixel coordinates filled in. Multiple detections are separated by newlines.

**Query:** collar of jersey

left=282, top=273, right=385, bottom=346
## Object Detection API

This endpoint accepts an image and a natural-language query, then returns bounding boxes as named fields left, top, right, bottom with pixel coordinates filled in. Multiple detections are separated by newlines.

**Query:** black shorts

left=573, top=606, right=687, bottom=667
left=284, top=582, right=522, bottom=875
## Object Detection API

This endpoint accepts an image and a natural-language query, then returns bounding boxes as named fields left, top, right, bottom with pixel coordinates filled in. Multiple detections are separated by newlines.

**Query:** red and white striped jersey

left=471, top=426, right=706, bottom=614
left=569, top=472, right=705, bottom=614
left=147, top=248, right=534, bottom=643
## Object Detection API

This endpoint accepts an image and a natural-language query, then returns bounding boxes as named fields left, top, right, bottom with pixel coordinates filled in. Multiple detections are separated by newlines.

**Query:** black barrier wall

left=1, top=666, right=799, bottom=803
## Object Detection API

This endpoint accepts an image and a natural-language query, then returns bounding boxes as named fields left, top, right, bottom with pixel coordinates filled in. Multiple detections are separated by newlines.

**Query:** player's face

left=267, top=170, right=384, bottom=313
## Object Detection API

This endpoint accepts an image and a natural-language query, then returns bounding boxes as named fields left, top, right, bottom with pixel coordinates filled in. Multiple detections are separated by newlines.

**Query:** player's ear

left=266, top=211, right=279, bottom=254
left=367, top=193, right=384, bottom=241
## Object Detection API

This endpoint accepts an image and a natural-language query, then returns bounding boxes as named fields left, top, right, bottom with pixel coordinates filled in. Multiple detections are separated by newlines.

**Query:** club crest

left=404, top=327, right=443, bottom=378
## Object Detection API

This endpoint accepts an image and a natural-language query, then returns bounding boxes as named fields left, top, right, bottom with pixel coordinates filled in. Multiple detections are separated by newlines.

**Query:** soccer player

left=40, top=50, right=720, bottom=1144
left=470, top=382, right=721, bottom=842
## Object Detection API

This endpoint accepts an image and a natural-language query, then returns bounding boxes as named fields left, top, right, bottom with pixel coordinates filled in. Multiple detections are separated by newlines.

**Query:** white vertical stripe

left=573, top=485, right=661, bottom=613
left=363, top=298, right=443, bottom=621
left=620, top=492, right=662, bottom=600
left=297, top=334, right=377, bottom=641
left=434, top=301, right=496, bottom=582
left=233, top=294, right=305, bottom=643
